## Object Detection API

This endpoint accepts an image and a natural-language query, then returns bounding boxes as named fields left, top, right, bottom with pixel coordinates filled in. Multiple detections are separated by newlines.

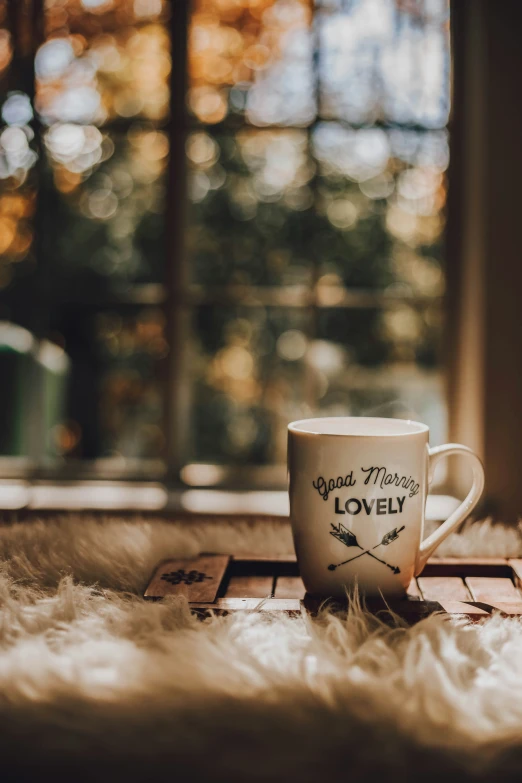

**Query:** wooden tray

left=144, top=554, right=522, bottom=623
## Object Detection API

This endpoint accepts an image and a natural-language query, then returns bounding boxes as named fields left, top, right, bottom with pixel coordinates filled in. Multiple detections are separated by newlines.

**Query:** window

left=0, top=0, right=170, bottom=475
left=0, top=0, right=450, bottom=490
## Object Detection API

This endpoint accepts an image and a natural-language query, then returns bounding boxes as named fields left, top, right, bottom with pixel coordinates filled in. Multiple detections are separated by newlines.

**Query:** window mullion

left=165, top=0, right=191, bottom=484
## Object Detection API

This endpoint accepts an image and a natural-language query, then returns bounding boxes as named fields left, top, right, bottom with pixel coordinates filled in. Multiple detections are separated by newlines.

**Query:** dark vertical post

left=4, top=0, right=44, bottom=336
left=164, top=0, right=190, bottom=484
left=30, top=0, right=46, bottom=338
left=447, top=0, right=522, bottom=521
left=306, top=10, right=321, bottom=418
left=482, top=1, right=522, bottom=521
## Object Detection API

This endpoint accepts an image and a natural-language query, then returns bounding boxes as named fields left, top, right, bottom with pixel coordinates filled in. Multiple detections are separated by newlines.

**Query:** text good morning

left=361, top=467, right=419, bottom=497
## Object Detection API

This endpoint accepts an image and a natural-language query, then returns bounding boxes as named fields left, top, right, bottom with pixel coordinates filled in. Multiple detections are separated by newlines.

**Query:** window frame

left=0, top=0, right=452, bottom=495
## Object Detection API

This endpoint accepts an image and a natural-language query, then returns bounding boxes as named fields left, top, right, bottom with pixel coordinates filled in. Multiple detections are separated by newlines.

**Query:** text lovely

left=335, top=497, right=405, bottom=515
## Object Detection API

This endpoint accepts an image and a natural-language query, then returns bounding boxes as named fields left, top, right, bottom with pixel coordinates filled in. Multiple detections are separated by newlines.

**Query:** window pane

left=188, top=0, right=315, bottom=127
left=317, top=376, right=446, bottom=446
left=42, top=125, right=168, bottom=295
left=187, top=128, right=314, bottom=286
left=0, top=92, right=38, bottom=295
left=314, top=302, right=446, bottom=443
left=49, top=306, right=166, bottom=460
left=313, top=124, right=447, bottom=291
left=187, top=125, right=447, bottom=294
left=14, top=0, right=173, bottom=467
left=317, top=0, right=450, bottom=127
left=317, top=302, right=442, bottom=367
left=183, top=0, right=451, bottom=479
left=38, top=1, right=171, bottom=125
left=188, top=306, right=311, bottom=464
left=45, top=0, right=169, bottom=31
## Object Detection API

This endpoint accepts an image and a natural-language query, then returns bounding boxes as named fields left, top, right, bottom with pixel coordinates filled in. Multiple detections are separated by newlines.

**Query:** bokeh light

left=313, top=123, right=448, bottom=293
left=188, top=0, right=315, bottom=126
left=93, top=307, right=166, bottom=458
left=191, top=306, right=311, bottom=464
left=187, top=129, right=316, bottom=287
left=37, top=0, right=171, bottom=126
left=318, top=0, right=450, bottom=127
left=42, top=125, right=168, bottom=291
left=0, top=89, right=38, bottom=290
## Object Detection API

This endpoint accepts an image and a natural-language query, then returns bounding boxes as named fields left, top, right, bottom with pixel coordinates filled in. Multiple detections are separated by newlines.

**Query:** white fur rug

left=1, top=515, right=522, bottom=783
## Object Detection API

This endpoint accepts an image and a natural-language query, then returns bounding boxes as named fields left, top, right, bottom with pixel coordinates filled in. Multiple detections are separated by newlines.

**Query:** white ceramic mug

left=287, top=417, right=485, bottom=598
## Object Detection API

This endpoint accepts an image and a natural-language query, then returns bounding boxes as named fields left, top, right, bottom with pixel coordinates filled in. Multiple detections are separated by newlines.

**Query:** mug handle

left=414, top=444, right=485, bottom=576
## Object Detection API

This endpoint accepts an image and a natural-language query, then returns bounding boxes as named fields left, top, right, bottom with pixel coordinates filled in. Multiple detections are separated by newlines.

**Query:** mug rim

left=288, top=416, right=429, bottom=438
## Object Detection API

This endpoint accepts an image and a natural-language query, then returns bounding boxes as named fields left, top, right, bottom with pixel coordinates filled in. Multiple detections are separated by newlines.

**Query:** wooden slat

left=417, top=576, right=471, bottom=601
left=471, top=602, right=522, bottom=617
left=144, top=555, right=230, bottom=602
left=189, top=598, right=301, bottom=616
left=226, top=575, right=273, bottom=598
left=431, top=557, right=510, bottom=566
left=217, top=598, right=301, bottom=612
left=465, top=576, right=520, bottom=602
left=229, top=560, right=298, bottom=580
left=421, top=558, right=511, bottom=577
left=232, top=554, right=297, bottom=563
left=434, top=601, right=491, bottom=619
left=464, top=572, right=522, bottom=617
left=274, top=576, right=305, bottom=599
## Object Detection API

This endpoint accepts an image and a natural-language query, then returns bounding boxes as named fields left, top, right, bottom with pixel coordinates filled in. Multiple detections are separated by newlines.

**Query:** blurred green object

left=0, top=322, right=69, bottom=458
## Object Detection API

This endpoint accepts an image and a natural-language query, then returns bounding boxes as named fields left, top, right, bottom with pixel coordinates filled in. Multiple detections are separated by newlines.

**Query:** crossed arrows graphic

left=328, top=523, right=405, bottom=574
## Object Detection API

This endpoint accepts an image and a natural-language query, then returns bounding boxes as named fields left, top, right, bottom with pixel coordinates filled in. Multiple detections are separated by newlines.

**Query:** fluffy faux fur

left=1, top=515, right=522, bottom=783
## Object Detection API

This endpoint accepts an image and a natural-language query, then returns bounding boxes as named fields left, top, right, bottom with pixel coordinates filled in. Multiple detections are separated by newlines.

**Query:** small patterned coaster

left=144, top=554, right=230, bottom=602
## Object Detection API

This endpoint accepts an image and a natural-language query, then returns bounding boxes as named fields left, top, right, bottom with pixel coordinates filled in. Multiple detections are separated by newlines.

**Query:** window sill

left=0, top=480, right=459, bottom=522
